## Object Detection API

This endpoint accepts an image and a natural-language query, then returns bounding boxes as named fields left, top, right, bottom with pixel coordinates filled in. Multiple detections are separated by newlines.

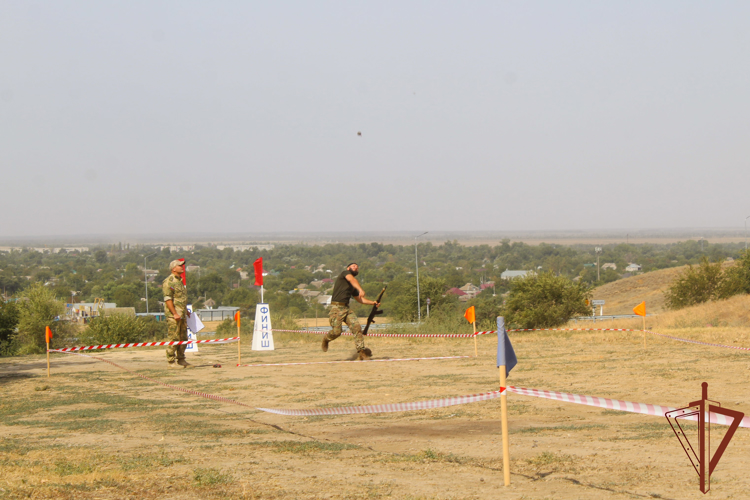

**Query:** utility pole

left=144, top=252, right=156, bottom=314
left=595, top=247, right=602, bottom=281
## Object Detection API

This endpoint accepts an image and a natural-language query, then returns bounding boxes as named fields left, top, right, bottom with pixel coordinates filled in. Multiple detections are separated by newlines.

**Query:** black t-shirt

left=331, top=270, right=359, bottom=303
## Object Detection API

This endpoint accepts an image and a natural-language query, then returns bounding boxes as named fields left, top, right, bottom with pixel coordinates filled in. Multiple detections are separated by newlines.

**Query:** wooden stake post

left=496, top=317, right=512, bottom=487
left=642, top=315, right=646, bottom=348
left=473, top=321, right=478, bottom=357
left=45, top=326, right=51, bottom=378
left=237, top=318, right=241, bottom=366
left=499, top=365, right=510, bottom=486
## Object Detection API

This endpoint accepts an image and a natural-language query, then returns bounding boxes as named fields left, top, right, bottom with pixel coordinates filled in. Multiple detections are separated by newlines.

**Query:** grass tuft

left=193, top=467, right=234, bottom=486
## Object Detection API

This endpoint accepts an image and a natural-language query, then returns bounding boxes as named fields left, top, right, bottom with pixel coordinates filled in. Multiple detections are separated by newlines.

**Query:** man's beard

left=349, top=270, right=359, bottom=277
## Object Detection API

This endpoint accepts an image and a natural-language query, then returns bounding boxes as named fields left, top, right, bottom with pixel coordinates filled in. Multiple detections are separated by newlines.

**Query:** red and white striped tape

left=509, top=328, right=638, bottom=332
left=51, top=350, right=255, bottom=409
left=641, top=329, right=750, bottom=352
left=50, top=349, right=750, bottom=429
left=272, top=327, right=750, bottom=352
left=238, top=355, right=469, bottom=368
left=258, top=389, right=506, bottom=416
left=258, top=385, right=750, bottom=428
left=511, top=328, right=750, bottom=352
left=271, top=329, right=493, bottom=338
left=51, top=337, right=240, bottom=352
left=507, top=386, right=750, bottom=428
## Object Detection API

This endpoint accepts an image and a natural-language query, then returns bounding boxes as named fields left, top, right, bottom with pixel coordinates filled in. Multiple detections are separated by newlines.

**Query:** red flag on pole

left=234, top=311, right=241, bottom=328
left=254, top=258, right=263, bottom=286
left=178, top=258, right=186, bottom=285
left=45, top=326, right=53, bottom=343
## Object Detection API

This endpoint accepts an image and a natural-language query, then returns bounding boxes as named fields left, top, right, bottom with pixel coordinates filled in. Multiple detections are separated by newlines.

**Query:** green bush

left=79, top=314, right=149, bottom=345
left=664, top=257, right=726, bottom=310
left=502, top=272, right=591, bottom=329
left=13, top=284, right=75, bottom=355
left=138, top=315, right=168, bottom=340
left=0, top=301, right=19, bottom=356
left=216, top=317, right=253, bottom=337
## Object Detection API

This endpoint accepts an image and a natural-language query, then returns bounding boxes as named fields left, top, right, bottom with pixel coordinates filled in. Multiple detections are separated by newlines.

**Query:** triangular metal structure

left=665, top=382, right=745, bottom=494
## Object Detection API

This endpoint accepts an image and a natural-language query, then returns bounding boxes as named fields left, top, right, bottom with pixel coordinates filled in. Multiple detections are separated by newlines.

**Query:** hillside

left=590, top=266, right=687, bottom=315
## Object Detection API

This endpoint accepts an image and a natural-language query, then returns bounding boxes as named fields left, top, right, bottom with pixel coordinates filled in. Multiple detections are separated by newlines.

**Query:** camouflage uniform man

left=163, top=259, right=193, bottom=368
left=322, top=263, right=379, bottom=360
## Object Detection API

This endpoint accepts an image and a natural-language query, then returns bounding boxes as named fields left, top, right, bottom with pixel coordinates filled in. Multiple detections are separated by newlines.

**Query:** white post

left=252, top=303, right=274, bottom=350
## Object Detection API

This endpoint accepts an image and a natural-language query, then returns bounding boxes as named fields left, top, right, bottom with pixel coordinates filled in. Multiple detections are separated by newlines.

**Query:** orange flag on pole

left=45, top=326, right=53, bottom=343
left=234, top=311, right=241, bottom=328
left=464, top=306, right=476, bottom=324
left=633, top=302, right=646, bottom=317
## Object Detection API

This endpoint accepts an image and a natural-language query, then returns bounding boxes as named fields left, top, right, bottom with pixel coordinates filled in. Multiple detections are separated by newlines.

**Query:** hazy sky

left=2, top=1, right=749, bottom=237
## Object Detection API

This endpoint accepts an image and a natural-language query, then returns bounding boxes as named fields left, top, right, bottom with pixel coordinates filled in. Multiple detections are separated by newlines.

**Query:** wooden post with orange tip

left=464, top=306, right=477, bottom=357
left=45, top=326, right=52, bottom=378
left=633, top=301, right=646, bottom=347
left=235, top=311, right=241, bottom=366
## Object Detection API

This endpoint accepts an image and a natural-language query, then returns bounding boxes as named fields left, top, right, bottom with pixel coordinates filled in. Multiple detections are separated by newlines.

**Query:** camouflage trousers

left=166, top=317, right=188, bottom=363
left=325, top=303, right=365, bottom=352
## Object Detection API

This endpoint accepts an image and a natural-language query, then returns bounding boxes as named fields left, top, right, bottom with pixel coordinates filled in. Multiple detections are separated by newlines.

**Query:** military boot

left=321, top=338, right=330, bottom=352
left=168, top=362, right=179, bottom=369
left=357, top=348, right=372, bottom=361
left=177, top=359, right=194, bottom=368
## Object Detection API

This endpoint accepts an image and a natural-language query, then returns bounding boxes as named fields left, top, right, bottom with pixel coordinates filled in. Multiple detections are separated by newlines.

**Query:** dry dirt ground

left=1, top=328, right=749, bottom=499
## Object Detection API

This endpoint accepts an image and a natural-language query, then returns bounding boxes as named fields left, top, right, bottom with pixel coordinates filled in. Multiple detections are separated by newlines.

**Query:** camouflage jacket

left=162, top=274, right=187, bottom=318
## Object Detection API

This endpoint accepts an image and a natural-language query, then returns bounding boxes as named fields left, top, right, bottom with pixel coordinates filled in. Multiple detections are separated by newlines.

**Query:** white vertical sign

left=185, top=304, right=199, bottom=353
left=252, top=303, right=274, bottom=350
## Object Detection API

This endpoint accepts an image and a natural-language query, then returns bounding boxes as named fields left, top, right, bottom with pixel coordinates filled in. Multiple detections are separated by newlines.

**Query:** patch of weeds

left=605, top=422, right=673, bottom=441
left=304, top=415, right=336, bottom=422
left=389, top=448, right=467, bottom=464
left=118, top=451, right=188, bottom=471
left=429, top=410, right=466, bottom=420
left=514, top=424, right=605, bottom=435
left=255, top=440, right=359, bottom=455
left=527, top=451, right=573, bottom=466
left=193, top=467, right=233, bottom=486
left=34, top=385, right=50, bottom=391
left=11, top=418, right=123, bottom=433
left=54, top=458, right=95, bottom=476
left=601, top=409, right=629, bottom=416
left=58, top=408, right=108, bottom=420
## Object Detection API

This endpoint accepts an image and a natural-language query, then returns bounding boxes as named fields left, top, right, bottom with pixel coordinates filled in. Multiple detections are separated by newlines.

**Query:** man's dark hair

left=347, top=262, right=358, bottom=268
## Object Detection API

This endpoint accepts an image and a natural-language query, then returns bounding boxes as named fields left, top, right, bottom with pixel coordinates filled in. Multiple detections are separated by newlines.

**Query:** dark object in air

left=357, top=131, right=362, bottom=136
left=362, top=286, right=386, bottom=336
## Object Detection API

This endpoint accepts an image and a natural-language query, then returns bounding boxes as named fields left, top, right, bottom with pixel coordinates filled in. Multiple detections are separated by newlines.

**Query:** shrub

left=79, top=314, right=148, bottom=345
left=0, top=301, right=19, bottom=356
left=14, top=284, right=74, bottom=355
left=665, top=257, right=727, bottom=310
left=502, top=272, right=591, bottom=329
left=138, top=315, right=168, bottom=340
left=216, top=317, right=253, bottom=337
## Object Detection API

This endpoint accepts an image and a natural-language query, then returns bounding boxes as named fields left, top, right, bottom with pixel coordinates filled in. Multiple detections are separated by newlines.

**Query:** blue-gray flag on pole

left=496, top=317, right=517, bottom=377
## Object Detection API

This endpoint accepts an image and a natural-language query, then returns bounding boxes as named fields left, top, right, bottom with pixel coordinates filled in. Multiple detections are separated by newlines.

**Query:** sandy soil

left=1, top=328, right=749, bottom=499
